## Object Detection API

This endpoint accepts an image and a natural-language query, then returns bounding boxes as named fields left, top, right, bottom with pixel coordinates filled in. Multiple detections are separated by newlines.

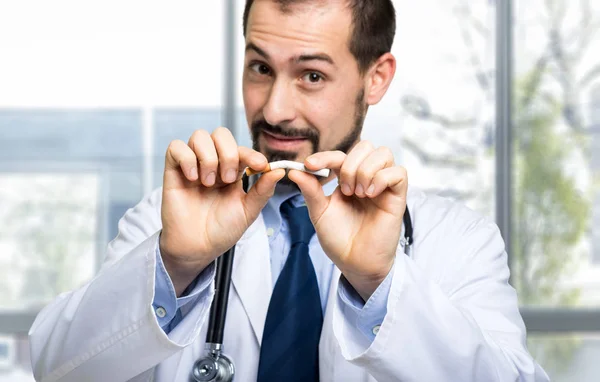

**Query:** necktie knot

left=281, top=200, right=315, bottom=245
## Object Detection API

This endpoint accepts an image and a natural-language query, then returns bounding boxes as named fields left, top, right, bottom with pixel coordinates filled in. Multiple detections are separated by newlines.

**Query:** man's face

left=243, top=0, right=367, bottom=163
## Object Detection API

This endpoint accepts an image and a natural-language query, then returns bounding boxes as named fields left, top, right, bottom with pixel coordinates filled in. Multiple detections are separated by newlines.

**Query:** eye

left=302, top=72, right=324, bottom=83
left=250, top=63, right=271, bottom=76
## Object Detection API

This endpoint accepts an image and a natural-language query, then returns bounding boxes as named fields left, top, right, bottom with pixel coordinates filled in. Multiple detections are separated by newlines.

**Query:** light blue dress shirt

left=152, top=179, right=393, bottom=343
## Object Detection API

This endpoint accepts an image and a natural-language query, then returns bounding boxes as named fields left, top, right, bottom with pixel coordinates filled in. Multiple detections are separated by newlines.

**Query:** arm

left=292, top=144, right=547, bottom=381
left=28, top=189, right=216, bottom=382
left=332, top=209, right=549, bottom=382
left=28, top=129, right=282, bottom=382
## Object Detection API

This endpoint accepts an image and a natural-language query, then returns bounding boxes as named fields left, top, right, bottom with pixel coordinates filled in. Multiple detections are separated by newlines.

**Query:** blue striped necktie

left=257, top=199, right=323, bottom=382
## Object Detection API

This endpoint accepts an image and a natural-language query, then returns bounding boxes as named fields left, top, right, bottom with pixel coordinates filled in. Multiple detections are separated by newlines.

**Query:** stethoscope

left=191, top=175, right=414, bottom=382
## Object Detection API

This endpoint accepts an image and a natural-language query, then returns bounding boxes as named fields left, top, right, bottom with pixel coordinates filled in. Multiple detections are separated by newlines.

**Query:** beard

left=250, top=89, right=367, bottom=187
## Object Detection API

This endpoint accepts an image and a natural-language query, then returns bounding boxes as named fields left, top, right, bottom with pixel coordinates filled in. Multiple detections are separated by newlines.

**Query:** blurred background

left=0, top=0, right=598, bottom=380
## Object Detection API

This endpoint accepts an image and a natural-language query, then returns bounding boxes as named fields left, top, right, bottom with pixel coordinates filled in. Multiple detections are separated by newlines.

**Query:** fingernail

left=306, top=157, right=317, bottom=167
left=190, top=167, right=198, bottom=180
left=356, top=184, right=364, bottom=195
left=366, top=184, right=375, bottom=196
left=226, top=169, right=237, bottom=183
left=341, top=183, right=351, bottom=195
left=205, top=172, right=216, bottom=186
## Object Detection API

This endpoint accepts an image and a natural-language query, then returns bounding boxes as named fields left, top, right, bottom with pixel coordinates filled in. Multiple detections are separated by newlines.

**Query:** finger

left=212, top=127, right=240, bottom=184
left=243, top=169, right=286, bottom=220
left=165, top=139, right=199, bottom=183
left=188, top=130, right=218, bottom=187
left=304, top=150, right=346, bottom=177
left=287, top=169, right=329, bottom=223
left=238, top=146, right=269, bottom=174
left=368, top=166, right=408, bottom=199
left=339, top=141, right=375, bottom=197
left=357, top=147, right=394, bottom=198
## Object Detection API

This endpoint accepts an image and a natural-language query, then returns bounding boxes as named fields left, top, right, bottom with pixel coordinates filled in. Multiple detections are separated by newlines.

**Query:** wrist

left=162, top=256, right=208, bottom=297
left=342, top=261, right=394, bottom=302
left=159, top=237, right=211, bottom=297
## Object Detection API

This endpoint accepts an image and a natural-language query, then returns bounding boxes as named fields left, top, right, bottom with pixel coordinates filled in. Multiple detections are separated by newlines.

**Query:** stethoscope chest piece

left=192, top=353, right=235, bottom=382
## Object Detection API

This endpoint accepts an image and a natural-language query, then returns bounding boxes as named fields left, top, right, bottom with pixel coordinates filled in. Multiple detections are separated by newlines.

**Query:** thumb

left=287, top=169, right=329, bottom=223
left=243, top=169, right=286, bottom=220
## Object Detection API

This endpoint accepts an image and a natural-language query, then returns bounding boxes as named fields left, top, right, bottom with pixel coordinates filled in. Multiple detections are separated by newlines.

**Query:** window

left=514, top=0, right=600, bottom=379
left=393, top=0, right=496, bottom=217
left=0, top=1, right=224, bottom=378
left=0, top=173, right=99, bottom=311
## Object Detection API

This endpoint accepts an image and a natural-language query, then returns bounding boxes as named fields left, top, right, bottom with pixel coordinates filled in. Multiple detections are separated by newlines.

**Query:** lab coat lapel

left=320, top=266, right=378, bottom=382
left=231, top=214, right=273, bottom=345
left=320, top=266, right=342, bottom=381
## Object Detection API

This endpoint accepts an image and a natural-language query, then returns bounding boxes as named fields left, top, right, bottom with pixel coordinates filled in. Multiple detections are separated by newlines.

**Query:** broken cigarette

left=245, top=160, right=331, bottom=177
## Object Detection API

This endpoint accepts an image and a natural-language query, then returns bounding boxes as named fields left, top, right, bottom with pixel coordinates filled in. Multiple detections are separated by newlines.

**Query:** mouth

left=262, top=130, right=309, bottom=151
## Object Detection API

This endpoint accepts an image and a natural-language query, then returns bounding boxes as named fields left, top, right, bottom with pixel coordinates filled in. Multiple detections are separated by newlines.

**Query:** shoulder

left=407, top=186, right=491, bottom=230
left=405, top=187, right=509, bottom=295
left=105, top=187, right=163, bottom=257
left=407, top=185, right=504, bottom=260
left=123, top=186, right=163, bottom=226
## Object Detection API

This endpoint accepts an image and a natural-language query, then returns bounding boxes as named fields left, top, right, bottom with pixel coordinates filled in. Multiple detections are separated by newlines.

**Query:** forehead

left=245, top=0, right=353, bottom=62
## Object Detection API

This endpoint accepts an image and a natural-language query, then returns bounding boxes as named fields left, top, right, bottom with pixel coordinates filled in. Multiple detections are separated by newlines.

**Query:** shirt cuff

left=153, top=243, right=215, bottom=332
left=337, top=262, right=395, bottom=342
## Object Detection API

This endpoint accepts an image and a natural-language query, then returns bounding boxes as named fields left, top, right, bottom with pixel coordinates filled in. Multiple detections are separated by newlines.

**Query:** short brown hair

left=242, top=0, right=396, bottom=73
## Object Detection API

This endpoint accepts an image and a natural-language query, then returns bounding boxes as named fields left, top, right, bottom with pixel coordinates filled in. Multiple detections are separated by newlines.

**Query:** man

left=29, top=0, right=549, bottom=381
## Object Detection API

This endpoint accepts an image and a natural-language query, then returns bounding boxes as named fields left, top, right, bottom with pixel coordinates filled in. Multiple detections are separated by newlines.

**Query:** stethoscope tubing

left=204, top=175, right=250, bottom=346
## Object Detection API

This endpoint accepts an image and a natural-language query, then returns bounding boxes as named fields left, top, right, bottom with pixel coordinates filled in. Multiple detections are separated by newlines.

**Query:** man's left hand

left=288, top=141, right=408, bottom=301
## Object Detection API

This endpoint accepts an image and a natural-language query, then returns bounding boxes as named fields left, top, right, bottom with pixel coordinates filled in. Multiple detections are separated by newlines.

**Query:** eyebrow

left=295, top=54, right=335, bottom=66
left=245, top=42, right=335, bottom=66
left=246, top=43, right=270, bottom=59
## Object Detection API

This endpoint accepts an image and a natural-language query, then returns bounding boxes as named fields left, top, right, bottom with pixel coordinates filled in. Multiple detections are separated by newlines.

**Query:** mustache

left=251, top=120, right=320, bottom=141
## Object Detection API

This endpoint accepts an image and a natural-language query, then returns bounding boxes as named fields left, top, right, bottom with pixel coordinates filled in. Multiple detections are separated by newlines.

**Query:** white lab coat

left=29, top=186, right=549, bottom=382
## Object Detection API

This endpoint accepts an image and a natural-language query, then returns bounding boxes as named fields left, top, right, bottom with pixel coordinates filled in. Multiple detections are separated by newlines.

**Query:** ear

left=364, top=53, right=396, bottom=106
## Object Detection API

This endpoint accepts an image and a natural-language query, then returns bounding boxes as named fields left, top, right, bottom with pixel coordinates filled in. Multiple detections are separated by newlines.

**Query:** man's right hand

left=160, top=127, right=285, bottom=296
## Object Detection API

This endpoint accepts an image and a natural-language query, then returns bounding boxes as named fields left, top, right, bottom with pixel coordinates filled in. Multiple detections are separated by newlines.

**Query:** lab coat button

left=372, top=325, right=381, bottom=335
left=156, top=306, right=167, bottom=318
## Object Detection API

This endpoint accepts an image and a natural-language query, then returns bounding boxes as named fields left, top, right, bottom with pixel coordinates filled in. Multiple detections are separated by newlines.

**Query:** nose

left=262, top=79, right=296, bottom=126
